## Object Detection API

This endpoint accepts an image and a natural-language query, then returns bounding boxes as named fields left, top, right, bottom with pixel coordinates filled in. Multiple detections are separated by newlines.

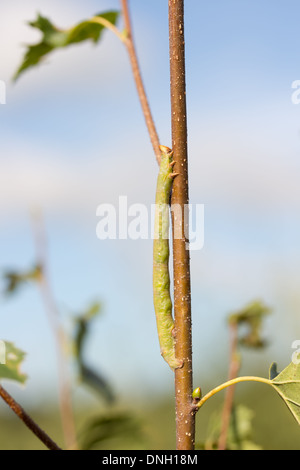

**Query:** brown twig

left=218, top=322, right=241, bottom=450
left=168, top=0, right=194, bottom=450
left=0, top=384, right=61, bottom=450
left=31, top=211, right=77, bottom=450
left=120, top=0, right=161, bottom=163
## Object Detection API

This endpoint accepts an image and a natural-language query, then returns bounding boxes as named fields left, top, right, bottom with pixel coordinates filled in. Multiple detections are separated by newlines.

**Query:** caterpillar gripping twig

left=153, top=145, right=183, bottom=370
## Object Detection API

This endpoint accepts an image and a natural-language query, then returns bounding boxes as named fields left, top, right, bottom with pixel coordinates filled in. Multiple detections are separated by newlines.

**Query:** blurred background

left=0, top=0, right=300, bottom=449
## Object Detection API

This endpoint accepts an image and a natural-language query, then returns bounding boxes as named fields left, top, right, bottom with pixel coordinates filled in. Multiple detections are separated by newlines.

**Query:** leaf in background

left=14, top=11, right=120, bottom=81
left=79, top=411, right=144, bottom=450
left=73, top=302, right=115, bottom=403
left=228, top=300, right=271, bottom=348
left=73, top=301, right=102, bottom=363
left=80, top=365, right=115, bottom=404
left=3, top=264, right=42, bottom=295
left=0, top=342, right=27, bottom=385
left=270, top=361, right=300, bottom=425
left=269, top=361, right=279, bottom=381
left=197, top=404, right=262, bottom=450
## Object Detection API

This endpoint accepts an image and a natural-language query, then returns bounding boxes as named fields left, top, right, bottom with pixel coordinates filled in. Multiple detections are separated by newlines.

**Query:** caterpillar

left=153, top=145, right=183, bottom=370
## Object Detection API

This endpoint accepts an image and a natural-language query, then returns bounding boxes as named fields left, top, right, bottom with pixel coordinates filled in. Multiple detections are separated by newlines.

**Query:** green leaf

left=14, top=10, right=120, bottom=81
left=80, top=364, right=114, bottom=404
left=0, top=342, right=27, bottom=385
left=228, top=300, right=271, bottom=348
left=270, top=361, right=300, bottom=425
left=73, top=301, right=102, bottom=362
left=3, top=264, right=42, bottom=295
left=79, top=411, right=144, bottom=450
left=197, top=404, right=262, bottom=450
left=269, top=362, right=279, bottom=380
left=73, top=301, right=114, bottom=403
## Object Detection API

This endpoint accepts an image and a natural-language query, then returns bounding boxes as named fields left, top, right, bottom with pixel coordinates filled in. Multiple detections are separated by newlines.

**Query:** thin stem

left=120, top=0, right=161, bottom=163
left=31, top=212, right=77, bottom=450
left=195, top=376, right=272, bottom=411
left=89, top=16, right=126, bottom=43
left=218, top=323, right=240, bottom=450
left=168, top=0, right=194, bottom=450
left=0, top=385, right=61, bottom=450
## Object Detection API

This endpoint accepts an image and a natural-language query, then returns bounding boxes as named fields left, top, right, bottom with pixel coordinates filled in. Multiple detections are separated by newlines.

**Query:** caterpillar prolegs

left=153, top=145, right=183, bottom=370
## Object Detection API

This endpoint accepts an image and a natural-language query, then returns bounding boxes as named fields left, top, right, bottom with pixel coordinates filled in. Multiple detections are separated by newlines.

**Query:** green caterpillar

left=153, top=145, right=183, bottom=370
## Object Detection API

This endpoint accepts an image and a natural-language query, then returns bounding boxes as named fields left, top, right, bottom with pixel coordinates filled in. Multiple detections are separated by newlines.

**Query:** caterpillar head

left=159, top=145, right=174, bottom=171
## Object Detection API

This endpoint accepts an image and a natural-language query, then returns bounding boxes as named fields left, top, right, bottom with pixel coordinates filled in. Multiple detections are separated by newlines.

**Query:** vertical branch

left=120, top=0, right=161, bottom=163
left=168, top=0, right=194, bottom=450
left=31, top=212, right=77, bottom=450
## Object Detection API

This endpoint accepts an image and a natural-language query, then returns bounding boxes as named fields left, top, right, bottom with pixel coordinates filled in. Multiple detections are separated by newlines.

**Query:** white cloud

left=189, top=120, right=300, bottom=214
left=0, top=133, right=156, bottom=221
left=1, top=123, right=300, bottom=228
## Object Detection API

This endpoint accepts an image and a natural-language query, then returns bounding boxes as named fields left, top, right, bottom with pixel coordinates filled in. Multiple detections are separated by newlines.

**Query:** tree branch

left=31, top=211, right=77, bottom=450
left=168, top=0, right=194, bottom=450
left=0, top=385, right=61, bottom=450
left=120, top=0, right=161, bottom=163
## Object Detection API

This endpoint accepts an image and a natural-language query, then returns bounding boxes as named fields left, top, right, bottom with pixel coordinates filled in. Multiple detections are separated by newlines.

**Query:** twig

left=0, top=384, right=61, bottom=450
left=31, top=211, right=77, bottom=450
left=168, top=0, right=194, bottom=450
left=89, top=16, right=126, bottom=43
left=218, top=323, right=241, bottom=450
left=194, top=376, right=272, bottom=411
left=120, top=0, right=161, bottom=163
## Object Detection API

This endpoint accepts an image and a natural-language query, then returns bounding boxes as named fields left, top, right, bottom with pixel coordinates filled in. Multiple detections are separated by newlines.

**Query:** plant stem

left=168, top=0, right=194, bottom=450
left=195, top=376, right=272, bottom=411
left=31, top=212, right=77, bottom=450
left=0, top=385, right=61, bottom=450
left=89, top=16, right=126, bottom=43
left=218, top=323, right=240, bottom=450
left=120, top=0, right=161, bottom=163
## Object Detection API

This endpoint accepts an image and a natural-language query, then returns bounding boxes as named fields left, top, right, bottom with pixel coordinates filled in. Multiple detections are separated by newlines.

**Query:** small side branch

left=120, top=0, right=161, bottom=163
left=31, top=212, right=77, bottom=450
left=89, top=16, right=126, bottom=43
left=0, top=385, right=62, bottom=450
left=193, top=376, right=272, bottom=412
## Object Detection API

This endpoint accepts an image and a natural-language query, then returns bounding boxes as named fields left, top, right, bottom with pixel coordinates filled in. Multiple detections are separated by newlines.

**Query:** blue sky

left=0, top=0, right=300, bottom=407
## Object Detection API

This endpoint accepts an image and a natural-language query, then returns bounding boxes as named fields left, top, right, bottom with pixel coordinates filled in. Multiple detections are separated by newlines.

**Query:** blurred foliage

left=79, top=410, right=144, bottom=450
left=228, top=300, right=271, bottom=348
left=197, top=404, right=262, bottom=450
left=73, top=302, right=115, bottom=404
left=3, top=264, right=42, bottom=295
left=0, top=389, right=299, bottom=450
left=14, top=11, right=120, bottom=80
left=0, top=342, right=27, bottom=384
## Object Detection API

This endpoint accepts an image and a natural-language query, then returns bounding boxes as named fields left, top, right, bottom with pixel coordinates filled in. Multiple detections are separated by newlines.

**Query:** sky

left=0, top=0, right=300, bottom=408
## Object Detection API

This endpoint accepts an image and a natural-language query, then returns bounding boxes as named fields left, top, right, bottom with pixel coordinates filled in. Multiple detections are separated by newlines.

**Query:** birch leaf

left=14, top=10, right=120, bottom=80
left=73, top=302, right=114, bottom=403
left=0, top=342, right=27, bottom=384
left=228, top=300, right=271, bottom=348
left=3, top=264, right=42, bottom=295
left=270, top=361, right=300, bottom=425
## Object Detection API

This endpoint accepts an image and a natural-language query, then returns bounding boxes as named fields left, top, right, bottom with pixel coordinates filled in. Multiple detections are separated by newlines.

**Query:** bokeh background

left=0, top=0, right=300, bottom=449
